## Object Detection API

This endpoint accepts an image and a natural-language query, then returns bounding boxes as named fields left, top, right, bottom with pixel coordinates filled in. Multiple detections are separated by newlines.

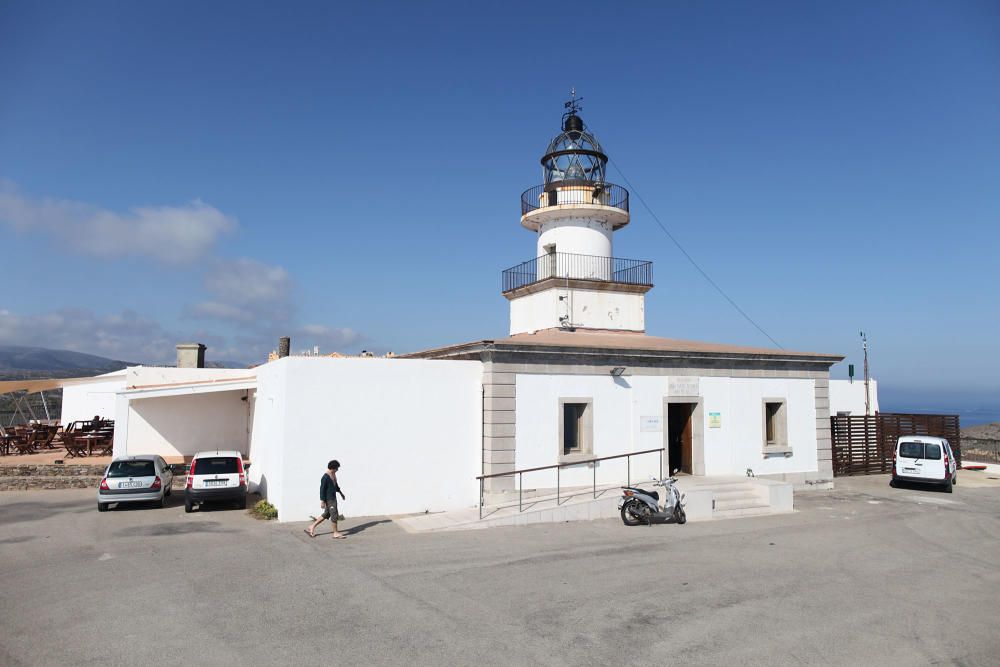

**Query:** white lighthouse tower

left=502, top=91, right=652, bottom=335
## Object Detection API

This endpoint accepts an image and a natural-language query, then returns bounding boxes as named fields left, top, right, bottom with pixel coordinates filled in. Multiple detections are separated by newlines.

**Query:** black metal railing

left=476, top=448, right=664, bottom=519
left=521, top=182, right=629, bottom=216
left=501, top=251, right=652, bottom=293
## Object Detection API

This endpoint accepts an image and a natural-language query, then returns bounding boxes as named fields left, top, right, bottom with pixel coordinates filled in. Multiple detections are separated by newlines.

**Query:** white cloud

left=187, top=258, right=294, bottom=325
left=0, top=183, right=371, bottom=362
left=296, top=324, right=362, bottom=349
left=0, top=181, right=236, bottom=263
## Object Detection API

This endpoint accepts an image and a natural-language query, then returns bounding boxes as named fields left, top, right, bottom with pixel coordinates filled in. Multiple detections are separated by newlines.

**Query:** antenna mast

left=860, top=331, right=871, bottom=416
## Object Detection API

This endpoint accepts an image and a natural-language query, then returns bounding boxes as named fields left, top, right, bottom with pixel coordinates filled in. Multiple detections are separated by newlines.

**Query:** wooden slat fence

left=831, top=413, right=961, bottom=477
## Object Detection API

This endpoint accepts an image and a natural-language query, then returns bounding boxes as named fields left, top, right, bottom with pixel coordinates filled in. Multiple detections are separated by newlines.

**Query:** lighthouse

left=502, top=91, right=652, bottom=335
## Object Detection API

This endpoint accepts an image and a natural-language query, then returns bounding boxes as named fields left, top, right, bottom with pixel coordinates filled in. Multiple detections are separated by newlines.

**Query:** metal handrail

left=477, top=447, right=664, bottom=519
left=521, top=182, right=629, bottom=216
left=501, top=251, right=653, bottom=293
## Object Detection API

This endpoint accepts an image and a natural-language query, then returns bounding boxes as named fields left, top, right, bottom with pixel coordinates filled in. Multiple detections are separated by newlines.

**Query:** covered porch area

left=113, top=375, right=257, bottom=464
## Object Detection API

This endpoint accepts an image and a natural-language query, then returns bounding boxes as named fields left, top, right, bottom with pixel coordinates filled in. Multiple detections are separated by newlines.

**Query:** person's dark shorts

left=322, top=498, right=339, bottom=520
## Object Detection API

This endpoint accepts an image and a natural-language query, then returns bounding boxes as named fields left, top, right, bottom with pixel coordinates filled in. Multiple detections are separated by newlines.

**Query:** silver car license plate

left=121, top=481, right=143, bottom=488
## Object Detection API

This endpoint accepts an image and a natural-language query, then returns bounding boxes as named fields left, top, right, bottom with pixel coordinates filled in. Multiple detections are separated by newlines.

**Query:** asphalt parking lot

left=2, top=474, right=999, bottom=666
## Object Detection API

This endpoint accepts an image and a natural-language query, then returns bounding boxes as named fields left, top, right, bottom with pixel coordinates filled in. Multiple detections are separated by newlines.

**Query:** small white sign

left=640, top=416, right=662, bottom=432
left=668, top=377, right=700, bottom=397
left=708, top=412, right=722, bottom=428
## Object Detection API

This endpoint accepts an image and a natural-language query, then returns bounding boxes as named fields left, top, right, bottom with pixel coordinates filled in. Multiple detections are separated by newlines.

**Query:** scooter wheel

left=674, top=505, right=687, bottom=525
left=620, top=500, right=644, bottom=527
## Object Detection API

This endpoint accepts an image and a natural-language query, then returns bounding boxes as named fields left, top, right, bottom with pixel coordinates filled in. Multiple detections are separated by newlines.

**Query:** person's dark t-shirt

left=319, top=473, right=340, bottom=502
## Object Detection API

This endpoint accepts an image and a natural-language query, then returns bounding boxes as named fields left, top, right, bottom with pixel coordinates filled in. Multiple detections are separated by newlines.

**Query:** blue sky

left=1, top=1, right=998, bottom=407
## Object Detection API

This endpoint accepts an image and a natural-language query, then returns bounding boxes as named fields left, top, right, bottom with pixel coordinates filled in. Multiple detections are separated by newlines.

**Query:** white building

left=67, top=99, right=867, bottom=522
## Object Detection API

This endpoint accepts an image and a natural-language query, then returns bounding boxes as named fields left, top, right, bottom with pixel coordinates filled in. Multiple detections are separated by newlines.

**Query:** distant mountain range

left=0, top=345, right=246, bottom=379
left=0, top=345, right=130, bottom=374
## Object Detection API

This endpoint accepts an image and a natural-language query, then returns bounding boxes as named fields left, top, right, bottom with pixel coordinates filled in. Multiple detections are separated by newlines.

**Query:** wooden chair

left=36, top=426, right=57, bottom=450
left=63, top=435, right=88, bottom=458
left=97, top=437, right=114, bottom=456
left=0, top=426, right=12, bottom=456
left=12, top=432, right=35, bottom=455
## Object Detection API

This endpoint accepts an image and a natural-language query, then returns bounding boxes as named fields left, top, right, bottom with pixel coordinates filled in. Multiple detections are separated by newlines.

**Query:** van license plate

left=206, top=480, right=226, bottom=487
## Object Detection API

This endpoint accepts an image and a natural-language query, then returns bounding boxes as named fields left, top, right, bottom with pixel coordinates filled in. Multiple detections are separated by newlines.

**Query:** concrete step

left=714, top=497, right=767, bottom=511
left=713, top=505, right=775, bottom=520
left=712, top=489, right=760, bottom=502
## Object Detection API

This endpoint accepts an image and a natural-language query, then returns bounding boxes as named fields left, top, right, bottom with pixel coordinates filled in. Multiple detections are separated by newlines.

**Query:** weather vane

left=564, top=87, right=583, bottom=115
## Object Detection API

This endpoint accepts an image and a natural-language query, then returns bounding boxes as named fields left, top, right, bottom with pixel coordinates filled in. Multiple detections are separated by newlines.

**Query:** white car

left=98, top=455, right=175, bottom=511
left=184, top=450, right=248, bottom=513
left=891, top=436, right=957, bottom=492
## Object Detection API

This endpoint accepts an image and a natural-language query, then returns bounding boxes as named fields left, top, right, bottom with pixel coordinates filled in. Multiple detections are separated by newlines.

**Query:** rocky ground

left=962, top=421, right=1000, bottom=440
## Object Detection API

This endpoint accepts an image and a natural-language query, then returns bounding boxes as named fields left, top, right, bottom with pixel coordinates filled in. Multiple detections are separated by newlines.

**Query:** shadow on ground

left=344, top=519, right=392, bottom=535
left=0, top=501, right=92, bottom=526
left=114, top=521, right=236, bottom=537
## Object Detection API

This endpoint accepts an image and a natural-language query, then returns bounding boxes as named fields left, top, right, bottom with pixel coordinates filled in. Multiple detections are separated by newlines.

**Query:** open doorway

left=667, top=402, right=695, bottom=475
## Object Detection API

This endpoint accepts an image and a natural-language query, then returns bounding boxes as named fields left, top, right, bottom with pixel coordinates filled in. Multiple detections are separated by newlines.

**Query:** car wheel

left=237, top=497, right=247, bottom=510
left=157, top=495, right=166, bottom=508
left=98, top=502, right=109, bottom=512
left=165, top=486, right=171, bottom=497
left=944, top=479, right=953, bottom=493
left=185, top=500, right=194, bottom=513
left=952, top=474, right=957, bottom=486
left=889, top=479, right=897, bottom=488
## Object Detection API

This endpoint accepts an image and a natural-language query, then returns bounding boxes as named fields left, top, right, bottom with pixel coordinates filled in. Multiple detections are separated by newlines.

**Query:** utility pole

left=860, top=331, right=871, bottom=416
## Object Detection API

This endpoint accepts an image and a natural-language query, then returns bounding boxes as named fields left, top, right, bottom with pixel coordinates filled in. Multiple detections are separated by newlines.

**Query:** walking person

left=306, top=460, right=347, bottom=539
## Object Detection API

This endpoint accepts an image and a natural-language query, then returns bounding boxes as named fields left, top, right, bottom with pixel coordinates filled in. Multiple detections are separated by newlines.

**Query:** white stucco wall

left=516, top=374, right=819, bottom=487
left=60, top=370, right=126, bottom=425
left=249, top=356, right=483, bottom=522
left=537, top=216, right=613, bottom=258
left=829, top=379, right=879, bottom=416
left=125, top=366, right=254, bottom=388
left=509, top=288, right=645, bottom=335
left=121, top=389, right=252, bottom=459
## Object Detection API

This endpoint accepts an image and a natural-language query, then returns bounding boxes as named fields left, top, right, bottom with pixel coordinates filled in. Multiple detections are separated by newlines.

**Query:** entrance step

left=396, top=476, right=794, bottom=533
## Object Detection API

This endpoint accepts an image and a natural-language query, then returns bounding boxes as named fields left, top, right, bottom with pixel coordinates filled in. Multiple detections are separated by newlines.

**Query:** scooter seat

left=624, top=487, right=658, bottom=501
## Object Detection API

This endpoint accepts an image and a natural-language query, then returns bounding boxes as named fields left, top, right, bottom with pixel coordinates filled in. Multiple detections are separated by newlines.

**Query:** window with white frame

left=559, top=398, right=593, bottom=459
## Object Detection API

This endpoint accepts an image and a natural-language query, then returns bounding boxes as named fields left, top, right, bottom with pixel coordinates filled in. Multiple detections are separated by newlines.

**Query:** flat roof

left=404, top=328, right=843, bottom=364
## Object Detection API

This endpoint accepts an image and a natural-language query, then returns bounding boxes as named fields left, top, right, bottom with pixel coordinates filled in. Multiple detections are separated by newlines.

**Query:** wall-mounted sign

left=668, top=377, right=700, bottom=397
left=640, top=416, right=662, bottom=432
left=708, top=411, right=722, bottom=428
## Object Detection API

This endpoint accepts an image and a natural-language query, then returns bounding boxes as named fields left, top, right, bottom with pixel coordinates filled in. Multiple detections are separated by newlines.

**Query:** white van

left=891, top=436, right=957, bottom=492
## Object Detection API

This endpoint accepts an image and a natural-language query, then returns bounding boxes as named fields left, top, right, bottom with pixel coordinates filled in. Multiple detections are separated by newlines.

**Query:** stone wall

left=0, top=464, right=187, bottom=491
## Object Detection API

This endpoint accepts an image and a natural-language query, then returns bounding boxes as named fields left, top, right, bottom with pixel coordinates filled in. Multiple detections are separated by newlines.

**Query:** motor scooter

left=618, top=475, right=686, bottom=526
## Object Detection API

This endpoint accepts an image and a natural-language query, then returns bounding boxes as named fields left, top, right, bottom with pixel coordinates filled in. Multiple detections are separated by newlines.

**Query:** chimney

left=278, top=337, right=291, bottom=359
left=176, top=343, right=206, bottom=368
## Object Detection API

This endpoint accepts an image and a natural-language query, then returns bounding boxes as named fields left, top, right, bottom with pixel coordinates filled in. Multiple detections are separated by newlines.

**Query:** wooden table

left=78, top=434, right=112, bottom=456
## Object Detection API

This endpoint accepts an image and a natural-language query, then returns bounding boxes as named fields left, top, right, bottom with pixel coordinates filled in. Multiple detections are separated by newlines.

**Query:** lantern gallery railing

left=501, top=251, right=653, bottom=293
left=520, top=181, right=629, bottom=216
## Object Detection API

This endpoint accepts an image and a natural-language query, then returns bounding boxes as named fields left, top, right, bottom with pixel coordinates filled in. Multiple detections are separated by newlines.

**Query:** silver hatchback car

left=98, top=455, right=175, bottom=511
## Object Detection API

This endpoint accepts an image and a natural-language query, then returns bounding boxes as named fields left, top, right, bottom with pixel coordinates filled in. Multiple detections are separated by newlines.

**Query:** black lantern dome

left=541, top=106, right=608, bottom=186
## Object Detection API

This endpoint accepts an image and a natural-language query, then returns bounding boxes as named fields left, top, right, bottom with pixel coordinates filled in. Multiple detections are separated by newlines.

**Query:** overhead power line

left=608, top=156, right=784, bottom=349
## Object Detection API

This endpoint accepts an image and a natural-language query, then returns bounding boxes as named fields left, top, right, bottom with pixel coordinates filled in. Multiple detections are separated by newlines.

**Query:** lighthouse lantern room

left=502, top=91, right=653, bottom=335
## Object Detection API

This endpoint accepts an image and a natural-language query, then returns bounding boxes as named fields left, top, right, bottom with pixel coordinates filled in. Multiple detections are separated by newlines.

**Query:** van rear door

left=922, top=441, right=945, bottom=481
left=897, top=440, right=925, bottom=478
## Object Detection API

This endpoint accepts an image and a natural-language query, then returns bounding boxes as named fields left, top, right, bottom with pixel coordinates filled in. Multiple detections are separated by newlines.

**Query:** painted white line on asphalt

left=904, top=495, right=962, bottom=506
